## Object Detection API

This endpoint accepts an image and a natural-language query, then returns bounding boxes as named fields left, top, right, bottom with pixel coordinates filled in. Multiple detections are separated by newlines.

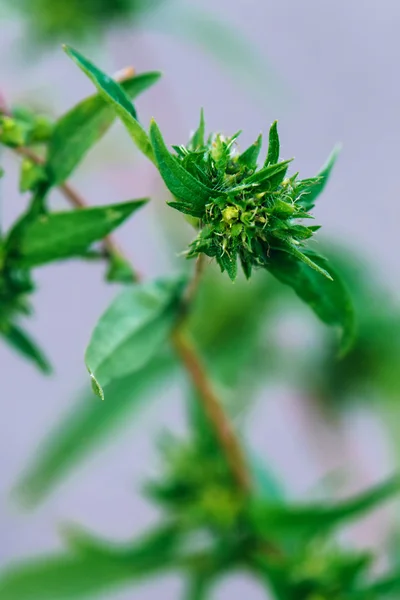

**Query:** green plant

left=1, top=46, right=400, bottom=600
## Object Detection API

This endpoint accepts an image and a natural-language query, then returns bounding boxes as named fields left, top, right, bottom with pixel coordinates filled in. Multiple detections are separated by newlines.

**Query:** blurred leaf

left=150, top=120, right=216, bottom=216
left=85, top=276, right=185, bottom=397
left=47, top=71, right=161, bottom=185
left=105, top=252, right=136, bottom=284
left=298, top=146, right=340, bottom=211
left=265, top=121, right=280, bottom=166
left=16, top=351, right=177, bottom=506
left=190, top=108, right=205, bottom=150
left=0, top=522, right=182, bottom=600
left=0, top=321, right=51, bottom=374
left=267, top=247, right=355, bottom=355
left=19, top=159, right=47, bottom=193
left=6, top=199, right=147, bottom=267
left=64, top=45, right=155, bottom=163
left=145, top=2, right=284, bottom=106
left=250, top=475, right=400, bottom=540
left=248, top=454, right=284, bottom=503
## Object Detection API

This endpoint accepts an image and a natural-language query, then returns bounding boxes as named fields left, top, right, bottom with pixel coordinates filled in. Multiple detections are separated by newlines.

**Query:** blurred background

left=1, top=0, right=400, bottom=597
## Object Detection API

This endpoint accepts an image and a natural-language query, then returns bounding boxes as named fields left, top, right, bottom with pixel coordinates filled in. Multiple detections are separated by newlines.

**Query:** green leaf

left=250, top=475, right=400, bottom=539
left=265, top=121, right=280, bottom=166
left=190, top=108, right=206, bottom=150
left=6, top=199, right=147, bottom=267
left=19, top=159, right=47, bottom=193
left=0, top=322, right=51, bottom=374
left=278, top=242, right=333, bottom=280
left=266, top=248, right=355, bottom=354
left=248, top=453, right=284, bottom=503
left=47, top=71, right=161, bottom=185
left=299, top=145, right=341, bottom=211
left=85, top=277, right=185, bottom=397
left=63, top=45, right=155, bottom=163
left=105, top=252, right=136, bottom=284
left=16, top=352, right=176, bottom=507
left=150, top=120, right=215, bottom=215
left=238, top=134, right=262, bottom=170
left=0, top=523, right=182, bottom=600
left=245, top=159, right=292, bottom=186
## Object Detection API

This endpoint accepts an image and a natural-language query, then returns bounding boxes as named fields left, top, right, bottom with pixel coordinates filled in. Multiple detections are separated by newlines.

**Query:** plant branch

left=171, top=329, right=251, bottom=493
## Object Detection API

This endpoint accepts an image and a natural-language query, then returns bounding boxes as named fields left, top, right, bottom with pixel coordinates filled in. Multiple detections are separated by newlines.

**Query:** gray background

left=1, top=0, right=399, bottom=597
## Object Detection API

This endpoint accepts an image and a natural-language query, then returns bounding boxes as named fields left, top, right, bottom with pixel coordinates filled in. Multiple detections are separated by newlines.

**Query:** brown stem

left=171, top=329, right=250, bottom=493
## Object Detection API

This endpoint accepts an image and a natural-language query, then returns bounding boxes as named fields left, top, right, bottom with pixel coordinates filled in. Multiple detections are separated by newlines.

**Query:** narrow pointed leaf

left=266, top=248, right=355, bottom=354
left=238, top=134, right=262, bottom=169
left=250, top=475, right=400, bottom=538
left=0, top=322, right=51, bottom=374
left=190, top=108, right=205, bottom=150
left=299, top=145, right=341, bottom=210
left=47, top=71, right=161, bottom=185
left=265, top=121, right=280, bottom=166
left=245, top=159, right=292, bottom=186
left=0, top=523, right=181, bottom=600
left=6, top=199, right=147, bottom=267
left=63, top=45, right=154, bottom=163
left=85, top=277, right=185, bottom=397
left=16, top=352, right=176, bottom=507
left=150, top=120, right=215, bottom=212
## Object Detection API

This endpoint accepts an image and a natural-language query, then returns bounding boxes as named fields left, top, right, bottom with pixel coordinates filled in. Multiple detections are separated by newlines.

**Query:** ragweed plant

left=152, top=114, right=337, bottom=282
left=1, top=46, right=400, bottom=600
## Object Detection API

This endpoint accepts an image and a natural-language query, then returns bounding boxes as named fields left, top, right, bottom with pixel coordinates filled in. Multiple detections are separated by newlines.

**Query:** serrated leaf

left=278, top=242, right=333, bottom=280
left=0, top=322, right=51, bottom=374
left=6, top=199, right=147, bottom=267
left=299, top=145, right=340, bottom=211
left=47, top=71, right=161, bottom=185
left=150, top=120, right=215, bottom=213
left=190, top=108, right=205, bottom=150
left=0, top=523, right=182, bottom=600
left=16, top=352, right=176, bottom=506
left=217, top=251, right=237, bottom=281
left=85, top=277, right=185, bottom=397
left=250, top=475, right=400, bottom=540
left=63, top=45, right=155, bottom=163
left=265, top=121, right=280, bottom=166
left=238, top=134, right=262, bottom=169
left=266, top=248, right=355, bottom=354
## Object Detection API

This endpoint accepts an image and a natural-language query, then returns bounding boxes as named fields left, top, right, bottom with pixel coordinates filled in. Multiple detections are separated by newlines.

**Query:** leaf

left=0, top=523, right=182, bottom=600
left=277, top=242, right=333, bottom=280
left=266, top=248, right=355, bottom=354
left=6, top=199, right=147, bottom=267
left=190, top=108, right=206, bottom=150
left=299, top=145, right=341, bottom=211
left=248, top=453, right=284, bottom=503
left=150, top=120, right=215, bottom=214
left=265, top=121, right=280, bottom=166
left=244, top=159, right=292, bottom=186
left=16, top=352, right=177, bottom=507
left=85, top=277, right=185, bottom=397
left=250, top=475, right=400, bottom=540
left=47, top=71, right=161, bottom=185
left=19, top=159, right=47, bottom=193
left=105, top=252, right=136, bottom=284
left=238, top=134, right=262, bottom=169
left=64, top=45, right=155, bottom=163
left=0, top=322, right=51, bottom=374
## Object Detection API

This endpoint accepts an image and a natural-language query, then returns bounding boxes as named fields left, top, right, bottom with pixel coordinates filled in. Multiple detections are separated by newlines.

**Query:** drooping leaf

left=6, top=199, right=147, bottom=267
left=298, top=145, right=340, bottom=211
left=63, top=45, right=155, bottom=163
left=0, top=523, right=182, bottom=600
left=250, top=475, right=400, bottom=540
left=265, top=121, right=280, bottom=166
left=238, top=134, right=262, bottom=170
left=85, top=276, right=185, bottom=397
left=150, top=119, right=215, bottom=215
left=0, top=322, right=51, bottom=374
left=47, top=71, right=161, bottom=185
left=16, top=352, right=177, bottom=507
left=277, top=242, right=333, bottom=280
left=266, top=248, right=355, bottom=354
